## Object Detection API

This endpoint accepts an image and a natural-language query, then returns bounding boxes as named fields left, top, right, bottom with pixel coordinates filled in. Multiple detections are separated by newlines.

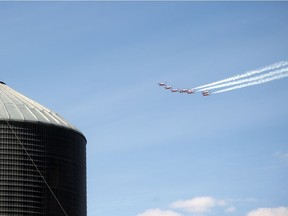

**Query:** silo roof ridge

left=0, top=82, right=82, bottom=134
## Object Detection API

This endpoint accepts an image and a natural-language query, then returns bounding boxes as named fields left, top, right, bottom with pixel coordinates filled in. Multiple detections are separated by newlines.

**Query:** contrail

left=213, top=71, right=288, bottom=94
left=197, top=67, right=288, bottom=92
left=194, top=61, right=288, bottom=90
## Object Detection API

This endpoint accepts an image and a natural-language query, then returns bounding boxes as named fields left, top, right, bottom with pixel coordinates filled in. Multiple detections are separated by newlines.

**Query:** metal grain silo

left=0, top=81, right=86, bottom=216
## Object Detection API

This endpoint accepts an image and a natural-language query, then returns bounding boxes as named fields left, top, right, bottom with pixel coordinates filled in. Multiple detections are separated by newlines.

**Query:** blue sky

left=1, top=2, right=288, bottom=216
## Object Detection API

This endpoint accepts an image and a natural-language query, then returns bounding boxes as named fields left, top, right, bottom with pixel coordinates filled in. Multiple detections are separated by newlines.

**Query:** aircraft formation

left=158, top=60, right=288, bottom=96
left=158, top=82, right=208, bottom=96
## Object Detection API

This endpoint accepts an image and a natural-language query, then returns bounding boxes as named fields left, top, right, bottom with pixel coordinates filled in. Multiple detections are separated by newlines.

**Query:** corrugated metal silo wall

left=0, top=121, right=87, bottom=216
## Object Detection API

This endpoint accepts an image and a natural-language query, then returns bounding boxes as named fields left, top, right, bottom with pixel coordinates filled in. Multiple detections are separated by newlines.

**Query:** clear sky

left=1, top=2, right=288, bottom=216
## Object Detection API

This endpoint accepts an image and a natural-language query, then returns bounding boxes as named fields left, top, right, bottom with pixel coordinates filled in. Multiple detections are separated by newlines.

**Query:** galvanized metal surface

left=0, top=82, right=81, bottom=133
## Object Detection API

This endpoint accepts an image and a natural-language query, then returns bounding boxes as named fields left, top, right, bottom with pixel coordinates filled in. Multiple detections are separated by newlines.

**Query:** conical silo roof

left=0, top=81, right=82, bottom=134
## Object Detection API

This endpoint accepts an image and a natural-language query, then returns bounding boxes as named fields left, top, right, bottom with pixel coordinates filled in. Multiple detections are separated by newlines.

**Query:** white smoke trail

left=213, top=71, right=288, bottom=94
left=194, top=61, right=288, bottom=90
left=197, top=67, right=288, bottom=91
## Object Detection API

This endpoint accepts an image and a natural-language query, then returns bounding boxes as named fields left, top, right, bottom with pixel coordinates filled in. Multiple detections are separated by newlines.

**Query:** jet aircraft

left=158, top=82, right=167, bottom=86
left=202, top=91, right=210, bottom=96
left=170, top=89, right=179, bottom=93
left=186, top=89, right=194, bottom=94
left=164, top=85, right=173, bottom=89
left=179, top=89, right=188, bottom=93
